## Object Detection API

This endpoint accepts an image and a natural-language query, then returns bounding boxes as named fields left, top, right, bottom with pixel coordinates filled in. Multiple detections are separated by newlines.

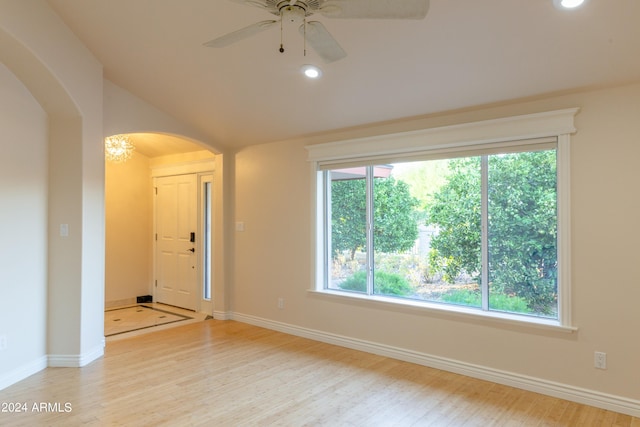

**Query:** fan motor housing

left=280, top=5, right=307, bottom=23
left=274, top=1, right=315, bottom=16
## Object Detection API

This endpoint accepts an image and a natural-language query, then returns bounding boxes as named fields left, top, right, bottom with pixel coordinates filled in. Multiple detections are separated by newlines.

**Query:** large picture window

left=308, top=109, right=577, bottom=327
left=324, top=146, right=557, bottom=318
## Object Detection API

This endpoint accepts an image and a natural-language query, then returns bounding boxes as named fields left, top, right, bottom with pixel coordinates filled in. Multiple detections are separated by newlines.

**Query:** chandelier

left=105, top=134, right=135, bottom=163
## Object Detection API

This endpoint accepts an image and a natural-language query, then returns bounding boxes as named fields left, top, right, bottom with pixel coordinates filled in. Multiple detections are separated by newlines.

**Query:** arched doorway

left=104, top=133, right=217, bottom=316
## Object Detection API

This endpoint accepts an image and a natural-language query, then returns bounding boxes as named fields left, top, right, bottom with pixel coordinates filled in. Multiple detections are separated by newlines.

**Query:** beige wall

left=105, top=153, right=152, bottom=305
left=233, top=82, right=640, bottom=403
left=149, top=150, right=216, bottom=168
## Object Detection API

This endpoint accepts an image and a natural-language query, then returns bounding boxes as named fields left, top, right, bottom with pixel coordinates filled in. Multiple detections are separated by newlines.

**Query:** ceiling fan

left=204, top=0, right=429, bottom=63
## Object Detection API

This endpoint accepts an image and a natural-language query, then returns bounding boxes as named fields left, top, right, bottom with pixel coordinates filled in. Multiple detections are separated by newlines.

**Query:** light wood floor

left=0, top=320, right=637, bottom=426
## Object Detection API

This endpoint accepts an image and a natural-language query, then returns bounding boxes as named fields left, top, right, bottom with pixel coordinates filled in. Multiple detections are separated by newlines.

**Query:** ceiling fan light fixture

left=553, top=0, right=586, bottom=9
left=301, top=64, right=322, bottom=79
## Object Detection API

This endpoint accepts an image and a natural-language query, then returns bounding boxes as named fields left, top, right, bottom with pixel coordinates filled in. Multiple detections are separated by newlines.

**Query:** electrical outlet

left=594, top=351, right=607, bottom=369
left=277, top=298, right=284, bottom=310
left=0, top=335, right=7, bottom=351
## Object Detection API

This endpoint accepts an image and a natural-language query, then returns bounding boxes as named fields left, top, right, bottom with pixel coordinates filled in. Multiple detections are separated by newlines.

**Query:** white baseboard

left=0, top=342, right=105, bottom=390
left=0, top=356, right=48, bottom=391
left=231, top=312, right=640, bottom=418
left=213, top=310, right=232, bottom=320
left=48, top=343, right=104, bottom=368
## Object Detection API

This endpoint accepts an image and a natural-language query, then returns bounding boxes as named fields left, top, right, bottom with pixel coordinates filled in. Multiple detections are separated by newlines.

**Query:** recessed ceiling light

left=301, top=64, right=322, bottom=79
left=553, top=0, right=586, bottom=9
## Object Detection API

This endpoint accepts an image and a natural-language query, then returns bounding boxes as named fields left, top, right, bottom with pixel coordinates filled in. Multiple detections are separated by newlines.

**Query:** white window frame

left=306, top=109, right=579, bottom=332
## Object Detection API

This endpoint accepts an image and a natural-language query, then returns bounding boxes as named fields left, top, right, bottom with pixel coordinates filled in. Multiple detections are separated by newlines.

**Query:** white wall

left=0, top=0, right=104, bottom=375
left=104, top=80, right=215, bottom=149
left=233, top=82, right=640, bottom=413
left=0, top=63, right=48, bottom=385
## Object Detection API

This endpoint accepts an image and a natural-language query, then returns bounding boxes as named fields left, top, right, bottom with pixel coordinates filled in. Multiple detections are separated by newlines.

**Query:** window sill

left=307, top=289, right=578, bottom=335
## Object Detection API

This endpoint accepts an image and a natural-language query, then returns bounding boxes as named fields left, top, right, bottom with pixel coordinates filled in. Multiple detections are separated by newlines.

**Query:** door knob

left=187, top=248, right=195, bottom=253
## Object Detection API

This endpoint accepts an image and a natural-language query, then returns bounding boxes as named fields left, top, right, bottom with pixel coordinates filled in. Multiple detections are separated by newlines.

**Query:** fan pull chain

left=279, top=18, right=284, bottom=53
left=303, top=17, right=307, bottom=57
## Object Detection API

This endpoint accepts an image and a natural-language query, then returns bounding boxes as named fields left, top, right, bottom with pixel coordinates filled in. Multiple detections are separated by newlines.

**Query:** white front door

left=155, top=174, right=198, bottom=310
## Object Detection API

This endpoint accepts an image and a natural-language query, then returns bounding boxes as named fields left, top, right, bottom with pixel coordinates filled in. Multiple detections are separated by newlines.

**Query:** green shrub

left=440, top=288, right=481, bottom=307
left=339, top=271, right=412, bottom=296
left=441, top=289, right=531, bottom=313
left=374, top=253, right=428, bottom=287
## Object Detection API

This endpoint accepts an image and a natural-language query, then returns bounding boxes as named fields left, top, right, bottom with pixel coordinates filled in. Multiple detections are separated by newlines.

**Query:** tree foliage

left=331, top=176, right=419, bottom=259
left=428, top=157, right=482, bottom=280
left=427, top=151, right=558, bottom=314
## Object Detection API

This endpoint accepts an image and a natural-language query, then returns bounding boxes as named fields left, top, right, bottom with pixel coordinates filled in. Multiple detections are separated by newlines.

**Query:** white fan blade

left=319, top=0, right=429, bottom=19
left=203, top=20, right=278, bottom=48
left=300, top=21, right=347, bottom=63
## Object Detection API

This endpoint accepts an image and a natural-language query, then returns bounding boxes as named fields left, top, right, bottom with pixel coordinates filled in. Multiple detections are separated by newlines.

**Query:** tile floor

left=105, top=303, right=210, bottom=341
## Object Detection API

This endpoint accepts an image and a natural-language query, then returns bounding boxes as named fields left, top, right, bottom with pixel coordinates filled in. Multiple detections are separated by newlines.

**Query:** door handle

left=187, top=248, right=195, bottom=253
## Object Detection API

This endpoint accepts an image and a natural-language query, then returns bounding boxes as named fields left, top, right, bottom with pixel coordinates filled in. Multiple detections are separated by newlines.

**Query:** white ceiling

left=47, top=0, right=640, bottom=152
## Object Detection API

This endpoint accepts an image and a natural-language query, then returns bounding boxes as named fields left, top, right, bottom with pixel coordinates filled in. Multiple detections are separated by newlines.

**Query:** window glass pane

left=424, top=157, right=482, bottom=307
left=372, top=164, right=420, bottom=298
left=363, top=159, right=482, bottom=305
left=203, top=181, right=212, bottom=300
left=487, top=150, right=558, bottom=318
left=329, top=168, right=368, bottom=294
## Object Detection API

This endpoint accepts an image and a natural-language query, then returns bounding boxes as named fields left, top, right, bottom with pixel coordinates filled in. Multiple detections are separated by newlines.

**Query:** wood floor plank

left=0, top=319, right=637, bottom=426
